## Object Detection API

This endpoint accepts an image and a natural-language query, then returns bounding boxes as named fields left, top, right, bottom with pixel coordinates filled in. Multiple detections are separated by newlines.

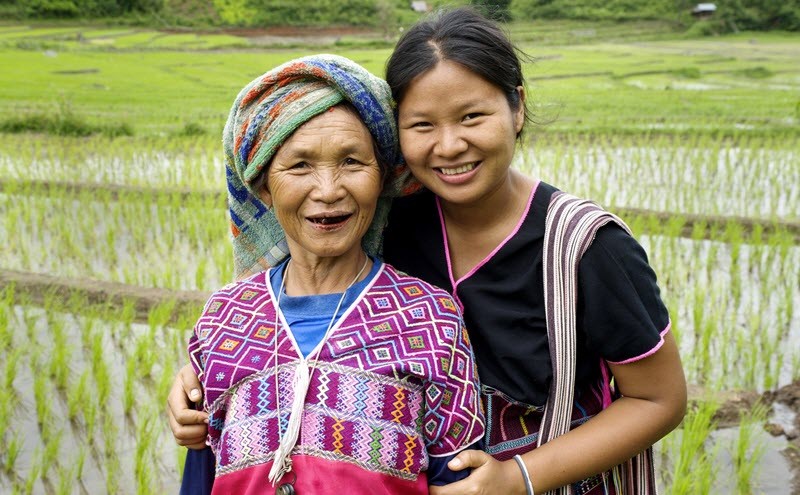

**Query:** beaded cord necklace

left=268, top=254, right=370, bottom=493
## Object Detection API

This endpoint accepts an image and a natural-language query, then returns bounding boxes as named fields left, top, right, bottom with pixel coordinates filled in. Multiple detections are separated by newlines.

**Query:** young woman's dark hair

left=386, top=7, right=531, bottom=135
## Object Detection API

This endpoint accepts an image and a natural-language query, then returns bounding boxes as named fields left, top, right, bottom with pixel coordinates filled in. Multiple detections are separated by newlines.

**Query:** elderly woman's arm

left=167, top=364, right=208, bottom=449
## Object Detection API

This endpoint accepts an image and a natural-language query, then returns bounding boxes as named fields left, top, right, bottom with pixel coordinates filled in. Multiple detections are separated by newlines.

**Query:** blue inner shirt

left=269, top=257, right=380, bottom=357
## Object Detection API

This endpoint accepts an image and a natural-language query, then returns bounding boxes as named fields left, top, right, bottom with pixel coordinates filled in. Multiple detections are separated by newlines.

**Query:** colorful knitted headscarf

left=224, top=54, right=419, bottom=279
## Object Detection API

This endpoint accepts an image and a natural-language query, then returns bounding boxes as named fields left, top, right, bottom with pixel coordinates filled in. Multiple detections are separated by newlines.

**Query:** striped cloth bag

left=537, top=191, right=658, bottom=495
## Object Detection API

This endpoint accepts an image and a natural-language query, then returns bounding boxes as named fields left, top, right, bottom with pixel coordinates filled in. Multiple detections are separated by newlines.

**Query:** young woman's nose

left=433, top=125, right=468, bottom=158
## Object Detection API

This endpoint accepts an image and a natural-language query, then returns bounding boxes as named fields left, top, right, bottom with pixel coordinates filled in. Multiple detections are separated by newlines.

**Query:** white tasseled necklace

left=269, top=254, right=370, bottom=493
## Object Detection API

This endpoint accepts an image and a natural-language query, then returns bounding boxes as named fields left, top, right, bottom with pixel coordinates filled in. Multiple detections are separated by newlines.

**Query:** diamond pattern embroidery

left=219, top=338, right=240, bottom=351
left=253, top=325, right=272, bottom=339
left=240, top=289, right=258, bottom=301
left=371, top=322, right=392, bottom=333
left=407, top=336, right=424, bottom=349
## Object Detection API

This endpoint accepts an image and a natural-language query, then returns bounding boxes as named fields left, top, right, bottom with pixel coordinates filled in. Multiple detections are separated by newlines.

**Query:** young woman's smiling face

left=397, top=60, right=524, bottom=207
left=259, top=106, right=383, bottom=264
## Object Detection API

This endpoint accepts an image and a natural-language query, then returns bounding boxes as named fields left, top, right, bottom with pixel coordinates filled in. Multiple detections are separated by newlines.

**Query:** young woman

left=170, top=9, right=687, bottom=495
left=381, top=9, right=686, bottom=494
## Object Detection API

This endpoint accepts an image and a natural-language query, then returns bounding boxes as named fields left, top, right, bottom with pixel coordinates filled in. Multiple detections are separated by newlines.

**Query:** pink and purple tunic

left=188, top=263, right=485, bottom=494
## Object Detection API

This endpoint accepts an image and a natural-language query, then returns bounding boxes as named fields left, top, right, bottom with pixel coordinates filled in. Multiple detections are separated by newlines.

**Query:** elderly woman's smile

left=258, top=105, right=384, bottom=264
left=307, top=212, right=351, bottom=227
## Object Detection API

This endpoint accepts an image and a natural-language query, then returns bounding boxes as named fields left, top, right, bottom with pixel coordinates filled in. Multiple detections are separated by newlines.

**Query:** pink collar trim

left=436, top=179, right=541, bottom=294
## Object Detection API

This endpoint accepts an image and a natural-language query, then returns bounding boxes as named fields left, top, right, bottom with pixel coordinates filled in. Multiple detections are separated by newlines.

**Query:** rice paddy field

left=0, top=20, right=798, bottom=494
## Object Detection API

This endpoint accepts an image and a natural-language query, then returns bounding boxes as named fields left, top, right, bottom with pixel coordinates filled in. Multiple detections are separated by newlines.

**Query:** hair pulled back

left=386, top=7, right=530, bottom=133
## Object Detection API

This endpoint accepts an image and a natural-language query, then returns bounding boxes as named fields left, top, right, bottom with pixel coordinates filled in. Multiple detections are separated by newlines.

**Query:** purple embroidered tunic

left=188, top=262, right=485, bottom=494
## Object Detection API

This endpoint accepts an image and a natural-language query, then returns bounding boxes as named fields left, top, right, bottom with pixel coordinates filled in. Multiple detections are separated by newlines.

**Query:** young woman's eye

left=410, top=121, right=432, bottom=129
left=463, top=113, right=482, bottom=122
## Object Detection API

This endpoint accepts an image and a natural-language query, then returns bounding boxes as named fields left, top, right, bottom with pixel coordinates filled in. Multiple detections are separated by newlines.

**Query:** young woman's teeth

left=440, top=163, right=476, bottom=175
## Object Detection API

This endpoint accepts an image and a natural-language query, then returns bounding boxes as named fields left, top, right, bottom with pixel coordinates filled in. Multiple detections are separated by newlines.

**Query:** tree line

left=2, top=0, right=798, bottom=32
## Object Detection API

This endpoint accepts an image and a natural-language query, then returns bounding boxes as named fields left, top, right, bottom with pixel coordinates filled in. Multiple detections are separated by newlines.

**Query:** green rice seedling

left=23, top=458, right=41, bottom=495
left=104, top=450, right=121, bottom=495
left=134, top=329, right=157, bottom=381
left=2, top=346, right=21, bottom=399
left=56, top=464, right=75, bottom=495
left=102, top=410, right=118, bottom=468
left=90, top=329, right=112, bottom=408
left=0, top=388, right=12, bottom=442
left=135, top=413, right=157, bottom=494
left=148, top=299, right=177, bottom=331
left=0, top=284, right=13, bottom=349
left=725, top=222, right=745, bottom=306
left=699, top=306, right=718, bottom=387
left=4, top=433, right=22, bottom=475
left=736, top=329, right=758, bottom=391
left=791, top=354, right=800, bottom=382
left=156, top=357, right=178, bottom=405
left=40, top=428, right=62, bottom=481
left=195, top=256, right=208, bottom=292
left=664, top=214, right=686, bottom=240
left=171, top=313, right=195, bottom=363
left=79, top=316, right=95, bottom=353
left=83, top=393, right=98, bottom=447
left=22, top=305, right=39, bottom=343
left=780, top=282, right=794, bottom=340
left=72, top=446, right=86, bottom=482
left=667, top=399, right=720, bottom=494
left=47, top=319, right=71, bottom=393
left=120, top=299, right=137, bottom=338
left=32, top=353, right=53, bottom=429
left=732, top=401, right=769, bottom=494
left=761, top=343, right=782, bottom=392
left=66, top=369, right=89, bottom=422
left=123, top=355, right=137, bottom=416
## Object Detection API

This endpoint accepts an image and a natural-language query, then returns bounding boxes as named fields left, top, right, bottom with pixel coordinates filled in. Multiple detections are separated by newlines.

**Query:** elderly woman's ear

left=257, top=186, right=272, bottom=209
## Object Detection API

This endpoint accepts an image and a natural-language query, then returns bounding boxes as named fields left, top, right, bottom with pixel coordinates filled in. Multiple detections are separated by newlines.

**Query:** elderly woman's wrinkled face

left=259, top=106, right=383, bottom=263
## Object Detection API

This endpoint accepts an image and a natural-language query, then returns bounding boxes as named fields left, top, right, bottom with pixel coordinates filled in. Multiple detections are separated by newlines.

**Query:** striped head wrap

left=224, top=54, right=419, bottom=279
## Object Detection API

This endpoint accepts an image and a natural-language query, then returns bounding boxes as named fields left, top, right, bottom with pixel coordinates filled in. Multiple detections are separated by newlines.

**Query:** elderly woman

left=186, top=55, right=484, bottom=495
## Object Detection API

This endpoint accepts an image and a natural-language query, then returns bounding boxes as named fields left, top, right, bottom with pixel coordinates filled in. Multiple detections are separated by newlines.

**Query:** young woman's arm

left=430, top=332, right=686, bottom=495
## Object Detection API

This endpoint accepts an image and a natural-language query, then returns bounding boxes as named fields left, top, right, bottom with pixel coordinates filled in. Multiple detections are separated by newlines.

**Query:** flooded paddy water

left=0, top=133, right=798, bottom=493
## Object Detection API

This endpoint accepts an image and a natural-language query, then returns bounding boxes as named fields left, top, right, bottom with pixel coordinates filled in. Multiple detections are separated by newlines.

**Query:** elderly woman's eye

left=289, top=161, right=309, bottom=170
left=343, top=157, right=362, bottom=166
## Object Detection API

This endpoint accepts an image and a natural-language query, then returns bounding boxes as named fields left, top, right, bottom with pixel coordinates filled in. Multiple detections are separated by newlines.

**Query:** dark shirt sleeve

left=179, top=447, right=214, bottom=495
left=427, top=438, right=484, bottom=486
left=578, top=223, right=670, bottom=363
left=428, top=452, right=468, bottom=486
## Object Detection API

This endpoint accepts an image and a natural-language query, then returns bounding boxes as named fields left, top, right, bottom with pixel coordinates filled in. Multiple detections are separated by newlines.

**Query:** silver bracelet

left=513, top=454, right=535, bottom=495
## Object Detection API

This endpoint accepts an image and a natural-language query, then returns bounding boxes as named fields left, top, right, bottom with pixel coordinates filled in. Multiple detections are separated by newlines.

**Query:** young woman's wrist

left=513, top=455, right=535, bottom=495
left=499, top=456, right=532, bottom=495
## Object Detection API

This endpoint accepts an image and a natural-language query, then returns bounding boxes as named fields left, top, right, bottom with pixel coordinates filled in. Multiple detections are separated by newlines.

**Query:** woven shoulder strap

left=536, top=191, right=657, bottom=495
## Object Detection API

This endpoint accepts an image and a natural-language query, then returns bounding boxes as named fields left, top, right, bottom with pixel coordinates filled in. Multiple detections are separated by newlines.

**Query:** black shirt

left=383, top=181, right=669, bottom=406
